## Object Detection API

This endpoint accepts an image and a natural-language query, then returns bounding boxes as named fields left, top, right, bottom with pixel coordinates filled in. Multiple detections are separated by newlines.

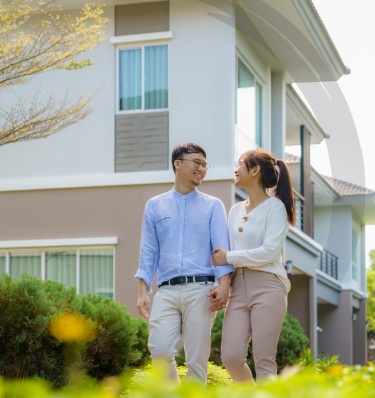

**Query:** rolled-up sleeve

left=210, top=200, right=234, bottom=278
left=135, top=202, right=159, bottom=292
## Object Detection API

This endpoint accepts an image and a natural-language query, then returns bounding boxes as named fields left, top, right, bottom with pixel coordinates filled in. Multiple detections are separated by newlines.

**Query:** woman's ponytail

left=275, top=159, right=295, bottom=226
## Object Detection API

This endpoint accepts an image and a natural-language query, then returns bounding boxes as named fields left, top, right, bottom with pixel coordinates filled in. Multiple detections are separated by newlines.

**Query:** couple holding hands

left=136, top=142, right=295, bottom=384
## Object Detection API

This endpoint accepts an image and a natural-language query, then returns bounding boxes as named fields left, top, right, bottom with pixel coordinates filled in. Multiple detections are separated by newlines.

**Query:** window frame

left=235, top=54, right=263, bottom=150
left=351, top=226, right=360, bottom=282
left=0, top=238, right=117, bottom=297
left=115, top=39, right=170, bottom=115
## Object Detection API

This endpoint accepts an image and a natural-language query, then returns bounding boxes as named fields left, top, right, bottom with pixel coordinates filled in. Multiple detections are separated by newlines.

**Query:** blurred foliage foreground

left=1, top=275, right=374, bottom=397
left=1, top=358, right=375, bottom=398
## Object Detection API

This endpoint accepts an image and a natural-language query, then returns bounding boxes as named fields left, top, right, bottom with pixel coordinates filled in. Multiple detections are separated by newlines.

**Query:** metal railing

left=293, top=189, right=305, bottom=231
left=318, top=248, right=338, bottom=279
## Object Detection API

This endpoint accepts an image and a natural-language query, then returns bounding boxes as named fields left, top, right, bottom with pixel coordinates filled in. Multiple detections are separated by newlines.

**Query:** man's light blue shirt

left=135, top=188, right=233, bottom=292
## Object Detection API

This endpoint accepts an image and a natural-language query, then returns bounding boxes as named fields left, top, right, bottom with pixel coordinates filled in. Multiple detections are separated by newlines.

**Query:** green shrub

left=0, top=274, right=65, bottom=384
left=0, top=274, right=149, bottom=385
left=77, top=294, right=144, bottom=380
left=276, top=312, right=310, bottom=369
left=131, top=317, right=150, bottom=366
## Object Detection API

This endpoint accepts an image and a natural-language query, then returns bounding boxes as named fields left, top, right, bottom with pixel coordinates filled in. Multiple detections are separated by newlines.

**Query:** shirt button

left=239, top=227, right=243, bottom=232
left=242, top=217, right=248, bottom=222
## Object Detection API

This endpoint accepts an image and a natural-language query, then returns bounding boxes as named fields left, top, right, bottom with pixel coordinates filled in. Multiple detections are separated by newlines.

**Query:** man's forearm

left=218, top=273, right=231, bottom=287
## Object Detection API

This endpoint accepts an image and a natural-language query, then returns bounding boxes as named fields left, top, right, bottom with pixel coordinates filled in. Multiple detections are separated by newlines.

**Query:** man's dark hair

left=171, top=142, right=206, bottom=173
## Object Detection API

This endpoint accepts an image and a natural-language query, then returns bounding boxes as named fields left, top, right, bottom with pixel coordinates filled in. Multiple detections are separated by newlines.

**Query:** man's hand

left=207, top=274, right=230, bottom=312
left=137, top=279, right=150, bottom=319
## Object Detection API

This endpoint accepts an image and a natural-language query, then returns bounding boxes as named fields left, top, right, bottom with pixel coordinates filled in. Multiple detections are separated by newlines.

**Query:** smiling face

left=174, top=152, right=208, bottom=189
left=234, top=159, right=252, bottom=189
left=234, top=153, right=261, bottom=190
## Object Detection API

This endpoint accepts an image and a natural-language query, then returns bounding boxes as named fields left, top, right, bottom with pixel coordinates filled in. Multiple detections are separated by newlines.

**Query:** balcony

left=318, top=248, right=338, bottom=280
left=293, top=189, right=304, bottom=231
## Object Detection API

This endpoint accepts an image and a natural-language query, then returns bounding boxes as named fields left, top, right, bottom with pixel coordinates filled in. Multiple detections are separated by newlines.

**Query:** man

left=135, top=142, right=233, bottom=383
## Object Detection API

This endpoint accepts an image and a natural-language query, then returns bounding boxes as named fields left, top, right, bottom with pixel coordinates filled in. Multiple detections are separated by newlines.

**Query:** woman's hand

left=212, top=248, right=228, bottom=266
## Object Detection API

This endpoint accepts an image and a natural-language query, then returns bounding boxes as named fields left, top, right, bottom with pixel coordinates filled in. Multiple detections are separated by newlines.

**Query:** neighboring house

left=0, top=0, right=370, bottom=364
left=286, top=153, right=375, bottom=365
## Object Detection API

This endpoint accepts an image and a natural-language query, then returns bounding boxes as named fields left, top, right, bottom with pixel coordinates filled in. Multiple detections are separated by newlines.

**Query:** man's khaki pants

left=148, top=281, right=215, bottom=382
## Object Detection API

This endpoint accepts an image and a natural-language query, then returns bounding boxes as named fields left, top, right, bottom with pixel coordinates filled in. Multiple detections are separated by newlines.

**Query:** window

left=351, top=228, right=359, bottom=281
left=1, top=247, right=114, bottom=297
left=119, top=44, right=168, bottom=111
left=0, top=253, right=5, bottom=276
left=10, top=252, right=42, bottom=279
left=235, top=57, right=262, bottom=159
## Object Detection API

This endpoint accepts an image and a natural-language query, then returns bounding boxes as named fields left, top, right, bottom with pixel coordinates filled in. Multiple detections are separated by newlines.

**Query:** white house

left=1, top=0, right=372, bottom=365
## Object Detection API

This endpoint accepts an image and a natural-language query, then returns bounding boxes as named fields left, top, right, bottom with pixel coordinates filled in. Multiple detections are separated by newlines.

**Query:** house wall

left=168, top=0, right=236, bottom=165
left=288, top=275, right=310, bottom=336
left=115, top=1, right=169, bottom=35
left=0, top=6, right=117, bottom=179
left=284, top=231, right=321, bottom=354
left=115, top=112, right=169, bottom=172
left=318, top=292, right=353, bottom=364
left=353, top=297, right=367, bottom=365
left=0, top=0, right=237, bottom=180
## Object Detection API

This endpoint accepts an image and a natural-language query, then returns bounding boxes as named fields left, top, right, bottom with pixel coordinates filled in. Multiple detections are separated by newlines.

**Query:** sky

left=304, top=0, right=375, bottom=266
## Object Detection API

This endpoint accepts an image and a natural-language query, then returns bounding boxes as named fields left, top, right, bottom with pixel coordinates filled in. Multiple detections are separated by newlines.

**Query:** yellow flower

left=49, top=312, right=96, bottom=343
left=327, top=365, right=346, bottom=376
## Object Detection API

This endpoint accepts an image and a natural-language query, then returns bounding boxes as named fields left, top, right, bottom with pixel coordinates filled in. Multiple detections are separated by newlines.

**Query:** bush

left=77, top=294, right=146, bottom=380
left=0, top=274, right=149, bottom=385
left=276, top=312, right=310, bottom=369
left=131, top=317, right=151, bottom=366
left=0, top=275, right=65, bottom=384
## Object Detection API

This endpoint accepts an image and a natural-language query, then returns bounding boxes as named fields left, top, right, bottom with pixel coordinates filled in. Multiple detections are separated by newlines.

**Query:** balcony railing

left=293, top=189, right=304, bottom=231
left=318, top=248, right=338, bottom=280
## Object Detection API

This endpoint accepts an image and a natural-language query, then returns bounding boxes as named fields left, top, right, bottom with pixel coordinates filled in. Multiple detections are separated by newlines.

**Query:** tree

left=367, top=250, right=375, bottom=336
left=0, top=0, right=108, bottom=146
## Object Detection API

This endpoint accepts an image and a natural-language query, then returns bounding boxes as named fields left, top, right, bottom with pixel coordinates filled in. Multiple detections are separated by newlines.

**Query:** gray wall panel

left=115, top=2, right=169, bottom=36
left=115, top=112, right=169, bottom=172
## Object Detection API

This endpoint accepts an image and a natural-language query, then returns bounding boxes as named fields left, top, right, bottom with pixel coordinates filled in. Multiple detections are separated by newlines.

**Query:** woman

left=211, top=149, right=295, bottom=383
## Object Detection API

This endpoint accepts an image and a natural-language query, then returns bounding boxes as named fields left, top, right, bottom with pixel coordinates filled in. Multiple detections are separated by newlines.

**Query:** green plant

left=177, top=362, right=233, bottom=386
left=275, top=312, right=310, bottom=369
left=0, top=275, right=150, bottom=385
left=77, top=294, right=144, bottom=380
left=0, top=274, right=65, bottom=385
left=129, top=361, right=232, bottom=387
left=2, top=361, right=375, bottom=397
left=131, top=317, right=151, bottom=366
left=294, top=348, right=340, bottom=372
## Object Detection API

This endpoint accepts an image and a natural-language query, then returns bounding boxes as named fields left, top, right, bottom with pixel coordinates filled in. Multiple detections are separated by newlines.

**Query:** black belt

left=159, top=275, right=215, bottom=287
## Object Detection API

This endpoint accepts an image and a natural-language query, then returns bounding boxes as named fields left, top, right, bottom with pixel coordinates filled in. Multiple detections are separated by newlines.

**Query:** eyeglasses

left=178, top=158, right=210, bottom=170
